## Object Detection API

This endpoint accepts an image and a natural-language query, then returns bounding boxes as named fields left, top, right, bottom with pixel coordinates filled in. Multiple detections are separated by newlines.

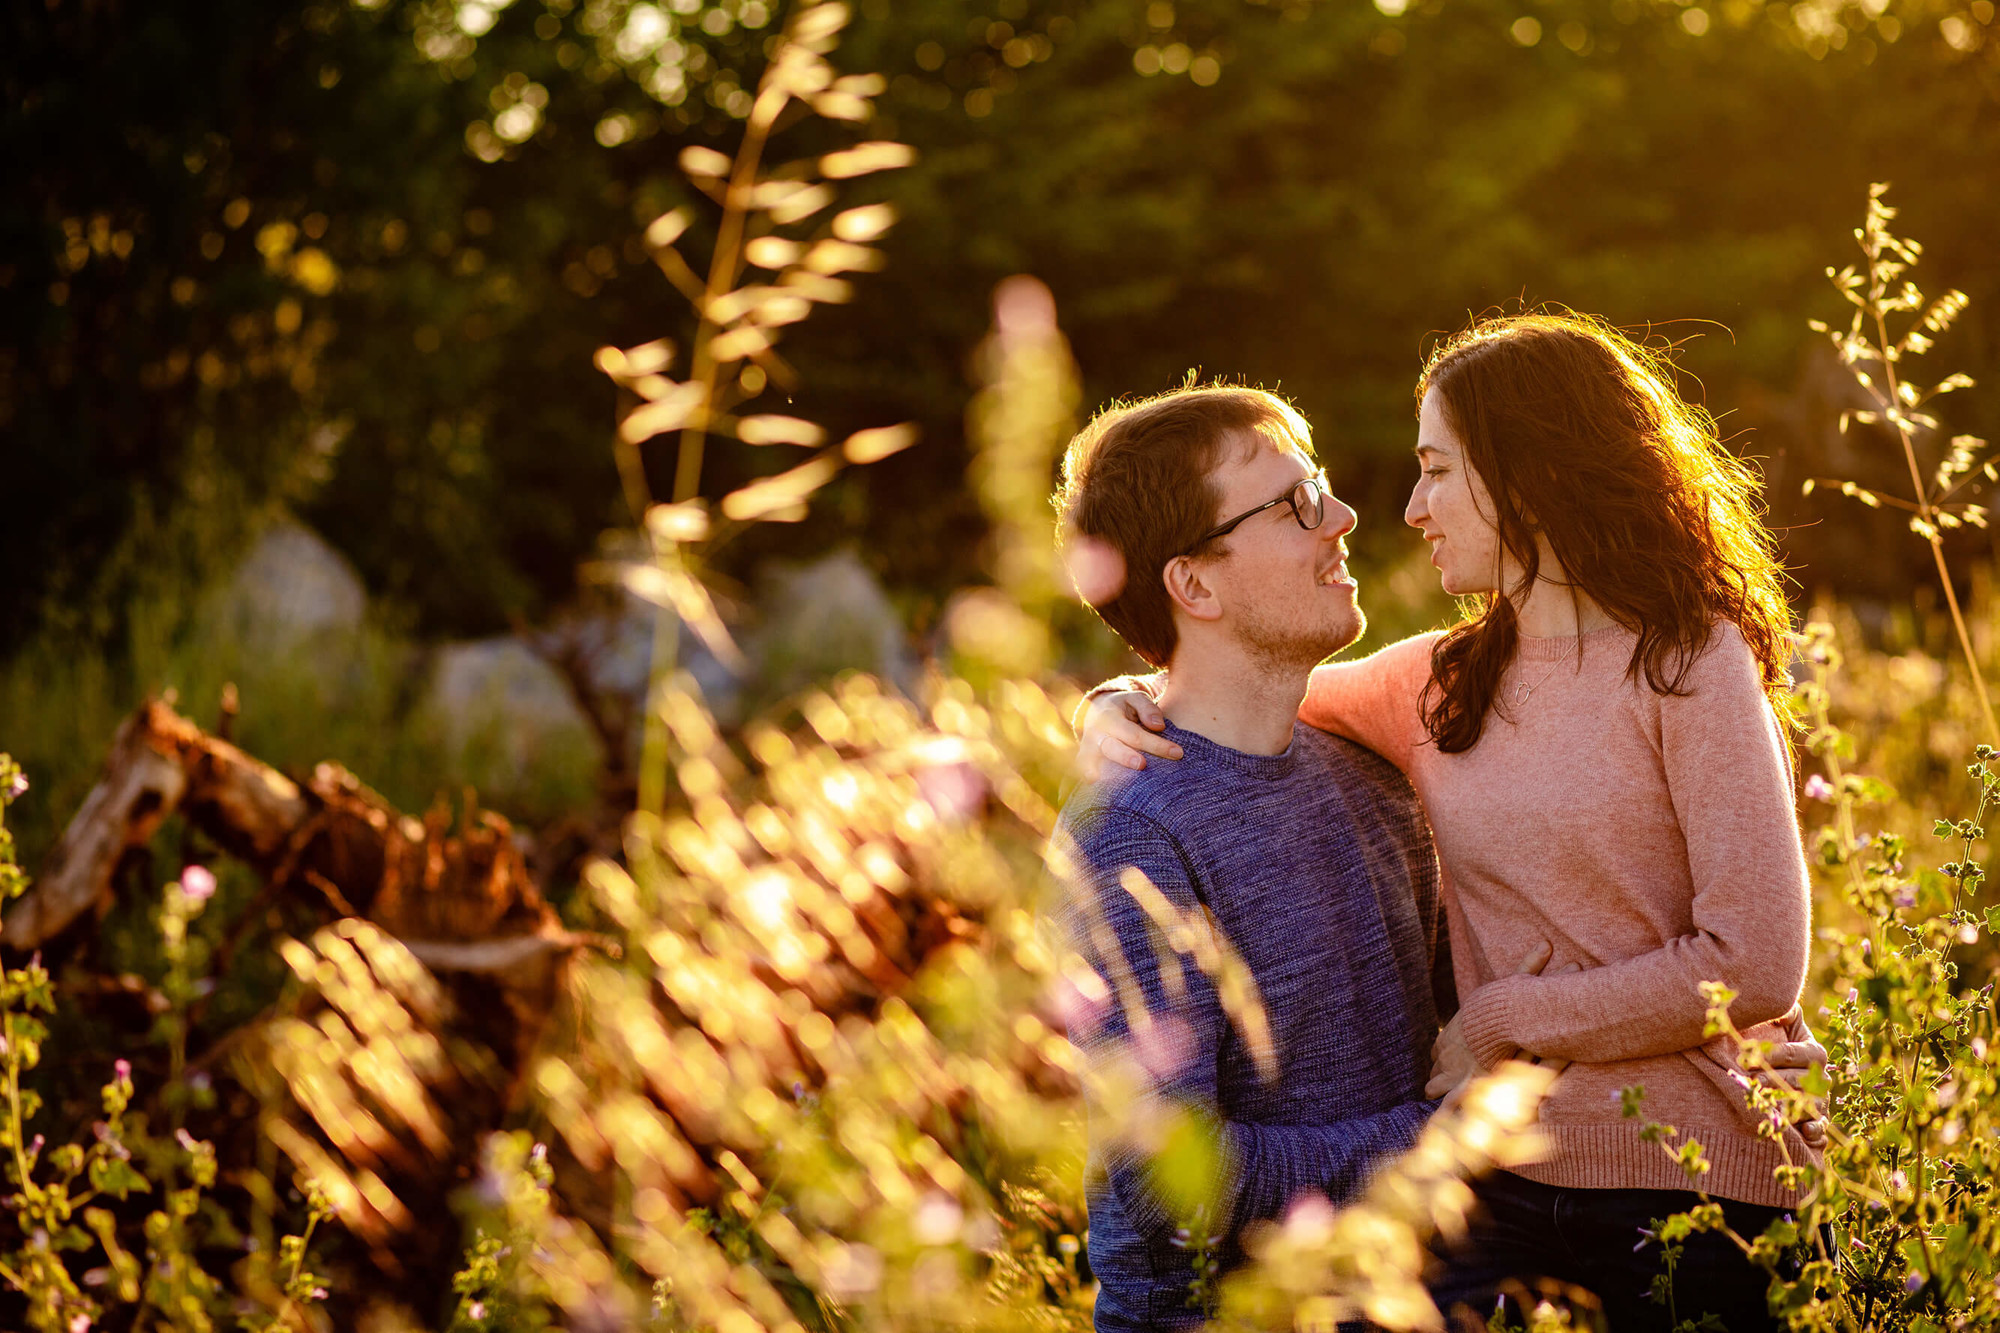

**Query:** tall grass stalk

left=1808, top=182, right=1998, bottom=741
left=592, top=0, right=920, bottom=818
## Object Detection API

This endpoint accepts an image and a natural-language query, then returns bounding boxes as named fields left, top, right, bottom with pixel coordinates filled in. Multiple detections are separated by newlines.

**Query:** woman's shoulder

left=1327, top=629, right=1442, bottom=696
left=1653, top=617, right=1778, bottom=710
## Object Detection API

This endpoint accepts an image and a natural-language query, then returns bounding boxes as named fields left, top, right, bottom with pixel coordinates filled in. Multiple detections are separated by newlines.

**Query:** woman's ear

left=1163, top=555, right=1225, bottom=623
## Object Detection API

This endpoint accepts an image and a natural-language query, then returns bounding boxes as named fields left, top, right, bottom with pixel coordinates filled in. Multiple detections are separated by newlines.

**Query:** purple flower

left=1895, top=888, right=1916, bottom=909
left=180, top=865, right=216, bottom=902
left=1905, top=1272, right=1925, bottom=1294
left=1804, top=774, right=1834, bottom=802
left=113, top=1059, right=131, bottom=1083
left=4, top=771, right=27, bottom=801
left=469, top=1302, right=486, bottom=1321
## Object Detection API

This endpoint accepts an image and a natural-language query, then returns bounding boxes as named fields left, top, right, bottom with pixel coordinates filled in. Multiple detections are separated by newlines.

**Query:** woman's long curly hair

left=1416, top=311, right=1794, bottom=754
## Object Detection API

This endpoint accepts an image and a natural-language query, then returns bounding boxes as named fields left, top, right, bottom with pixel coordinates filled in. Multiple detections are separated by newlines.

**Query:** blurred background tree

left=8, top=0, right=2000, bottom=661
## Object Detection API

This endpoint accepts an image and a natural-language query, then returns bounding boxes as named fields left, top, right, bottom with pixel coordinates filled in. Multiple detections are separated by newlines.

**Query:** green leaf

left=88, top=1155, right=151, bottom=1200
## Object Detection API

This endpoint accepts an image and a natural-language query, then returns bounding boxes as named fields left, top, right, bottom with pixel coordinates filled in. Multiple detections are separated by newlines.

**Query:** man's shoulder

left=1297, top=727, right=1419, bottom=800
left=1058, top=761, right=1198, bottom=842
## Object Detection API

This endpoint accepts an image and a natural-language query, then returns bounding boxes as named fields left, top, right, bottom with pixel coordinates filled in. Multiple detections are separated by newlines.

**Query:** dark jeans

left=1428, top=1171, right=1801, bottom=1332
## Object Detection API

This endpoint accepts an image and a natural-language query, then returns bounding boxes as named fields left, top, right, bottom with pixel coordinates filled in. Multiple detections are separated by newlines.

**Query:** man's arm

left=1058, top=808, right=1434, bottom=1244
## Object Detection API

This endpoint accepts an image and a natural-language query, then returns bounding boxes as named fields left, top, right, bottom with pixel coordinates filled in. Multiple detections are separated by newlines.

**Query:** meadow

left=6, top=0, right=2000, bottom=1329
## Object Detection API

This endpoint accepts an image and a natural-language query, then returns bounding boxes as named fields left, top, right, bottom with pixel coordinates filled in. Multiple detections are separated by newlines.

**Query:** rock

left=216, top=520, right=367, bottom=649
left=532, top=587, right=746, bottom=760
left=745, top=550, right=915, bottom=699
left=424, top=639, right=604, bottom=815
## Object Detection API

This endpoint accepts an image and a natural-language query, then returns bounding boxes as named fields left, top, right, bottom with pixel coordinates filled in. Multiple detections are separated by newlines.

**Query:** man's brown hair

left=1054, top=385, right=1314, bottom=668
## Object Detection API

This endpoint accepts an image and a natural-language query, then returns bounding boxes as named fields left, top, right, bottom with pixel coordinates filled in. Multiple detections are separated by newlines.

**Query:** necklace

left=1512, top=638, right=1578, bottom=706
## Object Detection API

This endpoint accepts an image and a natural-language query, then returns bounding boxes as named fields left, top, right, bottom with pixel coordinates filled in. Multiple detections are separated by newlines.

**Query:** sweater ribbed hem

left=1511, top=1122, right=1815, bottom=1209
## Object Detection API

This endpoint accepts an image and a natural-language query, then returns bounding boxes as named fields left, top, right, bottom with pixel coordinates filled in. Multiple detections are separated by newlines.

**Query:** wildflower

left=469, top=1302, right=486, bottom=1321
left=1133, top=1015, right=1193, bottom=1080
left=311, top=1288, right=328, bottom=1301
left=1974, top=1037, right=1989, bottom=1060
left=1804, top=774, right=1834, bottom=802
left=4, top=771, right=26, bottom=800
left=1853, top=832, right=1873, bottom=851
left=1895, top=888, right=1916, bottom=909
left=114, top=1058, right=130, bottom=1082
left=1906, top=1273, right=1925, bottom=1294
left=1887, top=1169, right=1908, bottom=1191
left=913, top=1192, right=963, bottom=1245
left=180, top=865, right=216, bottom=902
left=68, top=1315, right=91, bottom=1333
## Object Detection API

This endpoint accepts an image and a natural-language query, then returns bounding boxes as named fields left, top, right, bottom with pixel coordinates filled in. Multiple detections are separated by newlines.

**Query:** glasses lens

left=1292, top=478, right=1326, bottom=531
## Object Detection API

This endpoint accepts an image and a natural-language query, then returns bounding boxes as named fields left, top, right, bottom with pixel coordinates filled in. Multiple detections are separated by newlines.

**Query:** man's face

left=1195, top=432, right=1362, bottom=670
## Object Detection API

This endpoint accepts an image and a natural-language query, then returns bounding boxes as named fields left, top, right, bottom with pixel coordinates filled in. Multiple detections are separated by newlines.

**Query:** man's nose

left=1323, top=495, right=1358, bottom=539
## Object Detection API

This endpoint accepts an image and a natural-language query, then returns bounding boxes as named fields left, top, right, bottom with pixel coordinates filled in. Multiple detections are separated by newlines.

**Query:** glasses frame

left=1179, top=471, right=1330, bottom=558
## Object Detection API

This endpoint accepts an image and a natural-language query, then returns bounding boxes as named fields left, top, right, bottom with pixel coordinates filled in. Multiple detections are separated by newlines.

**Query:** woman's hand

left=1753, top=1004, right=1830, bottom=1149
left=1075, top=690, right=1182, bottom=780
left=1426, top=940, right=1556, bottom=1100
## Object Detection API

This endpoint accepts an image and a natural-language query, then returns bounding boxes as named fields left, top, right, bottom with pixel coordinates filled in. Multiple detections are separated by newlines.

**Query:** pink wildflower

left=1803, top=774, right=1834, bottom=802
left=180, top=865, right=216, bottom=902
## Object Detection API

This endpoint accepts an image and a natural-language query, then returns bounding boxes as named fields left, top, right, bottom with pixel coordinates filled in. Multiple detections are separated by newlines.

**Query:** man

left=1051, top=385, right=1454, bottom=1331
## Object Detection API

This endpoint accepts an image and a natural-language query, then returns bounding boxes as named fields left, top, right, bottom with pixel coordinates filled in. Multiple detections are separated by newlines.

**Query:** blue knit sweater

left=1056, top=721, right=1452, bottom=1331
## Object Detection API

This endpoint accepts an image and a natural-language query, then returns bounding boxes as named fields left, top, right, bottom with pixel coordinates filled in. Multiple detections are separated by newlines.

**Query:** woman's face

left=1406, top=387, right=1509, bottom=597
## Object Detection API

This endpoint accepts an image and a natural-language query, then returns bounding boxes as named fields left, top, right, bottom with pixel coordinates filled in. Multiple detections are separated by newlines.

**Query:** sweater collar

left=1161, top=720, right=1302, bottom=780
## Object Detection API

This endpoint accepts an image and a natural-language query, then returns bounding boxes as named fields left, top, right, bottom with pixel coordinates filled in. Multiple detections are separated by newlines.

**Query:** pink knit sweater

left=1301, top=622, right=1817, bottom=1207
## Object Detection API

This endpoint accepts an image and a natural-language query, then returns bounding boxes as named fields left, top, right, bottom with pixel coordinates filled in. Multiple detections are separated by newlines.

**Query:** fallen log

left=3, top=698, right=590, bottom=1296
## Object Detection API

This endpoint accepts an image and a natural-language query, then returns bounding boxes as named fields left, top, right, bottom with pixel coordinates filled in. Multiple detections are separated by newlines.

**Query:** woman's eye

left=1423, top=467, right=1447, bottom=479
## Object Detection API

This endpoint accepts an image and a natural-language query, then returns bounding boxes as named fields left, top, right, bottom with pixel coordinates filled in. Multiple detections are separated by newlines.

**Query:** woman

left=1077, top=312, right=1822, bottom=1331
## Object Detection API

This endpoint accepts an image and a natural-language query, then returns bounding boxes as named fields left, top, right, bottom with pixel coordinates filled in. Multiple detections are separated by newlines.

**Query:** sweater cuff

left=1458, top=976, right=1528, bottom=1069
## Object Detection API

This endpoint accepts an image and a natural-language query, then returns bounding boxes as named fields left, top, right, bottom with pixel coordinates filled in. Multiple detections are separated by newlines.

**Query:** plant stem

left=673, top=79, right=784, bottom=505
left=1871, top=301, right=2000, bottom=741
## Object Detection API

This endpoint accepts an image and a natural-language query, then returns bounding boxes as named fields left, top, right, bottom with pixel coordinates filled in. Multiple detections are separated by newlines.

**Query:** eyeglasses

left=1180, top=472, right=1329, bottom=557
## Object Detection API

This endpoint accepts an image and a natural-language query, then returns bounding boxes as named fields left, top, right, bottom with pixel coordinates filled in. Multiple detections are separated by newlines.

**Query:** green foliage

left=11, top=0, right=2000, bottom=659
left=0, top=767, right=335, bottom=1329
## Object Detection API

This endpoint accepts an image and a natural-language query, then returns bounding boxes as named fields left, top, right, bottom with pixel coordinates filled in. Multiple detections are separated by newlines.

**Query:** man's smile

left=1318, top=547, right=1354, bottom=587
